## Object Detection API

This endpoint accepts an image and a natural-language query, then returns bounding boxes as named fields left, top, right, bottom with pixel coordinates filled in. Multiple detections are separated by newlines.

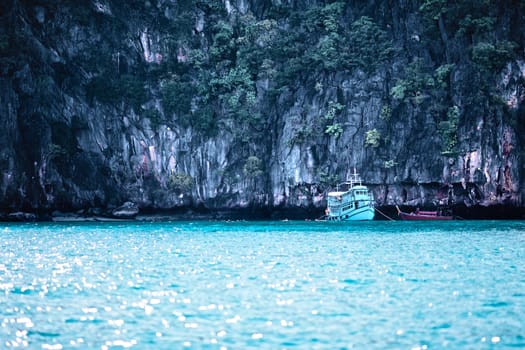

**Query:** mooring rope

left=375, top=207, right=396, bottom=221
left=316, top=215, right=328, bottom=221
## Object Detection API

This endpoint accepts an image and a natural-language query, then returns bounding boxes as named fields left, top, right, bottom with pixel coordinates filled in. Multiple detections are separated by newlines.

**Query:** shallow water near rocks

left=1, top=220, right=524, bottom=349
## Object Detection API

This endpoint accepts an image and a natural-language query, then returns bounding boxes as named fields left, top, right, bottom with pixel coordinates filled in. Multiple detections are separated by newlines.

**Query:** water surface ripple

left=1, top=220, right=524, bottom=349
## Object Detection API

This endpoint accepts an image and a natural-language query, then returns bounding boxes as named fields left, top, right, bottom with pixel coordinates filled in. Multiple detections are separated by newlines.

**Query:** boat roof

left=328, top=186, right=369, bottom=197
left=328, top=191, right=346, bottom=197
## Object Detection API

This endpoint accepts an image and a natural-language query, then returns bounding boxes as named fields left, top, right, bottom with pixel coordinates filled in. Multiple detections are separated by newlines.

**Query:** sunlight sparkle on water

left=0, top=221, right=523, bottom=349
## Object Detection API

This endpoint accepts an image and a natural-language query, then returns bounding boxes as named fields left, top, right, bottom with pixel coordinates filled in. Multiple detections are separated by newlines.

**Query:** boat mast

left=348, top=167, right=361, bottom=187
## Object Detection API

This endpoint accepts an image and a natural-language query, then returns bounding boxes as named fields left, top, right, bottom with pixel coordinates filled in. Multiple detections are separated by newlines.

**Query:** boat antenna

left=352, top=167, right=361, bottom=185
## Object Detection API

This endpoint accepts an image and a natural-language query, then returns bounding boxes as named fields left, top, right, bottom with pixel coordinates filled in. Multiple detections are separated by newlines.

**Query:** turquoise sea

left=1, top=220, right=524, bottom=349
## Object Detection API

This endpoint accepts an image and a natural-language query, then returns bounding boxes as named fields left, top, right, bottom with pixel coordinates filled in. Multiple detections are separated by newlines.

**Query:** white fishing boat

left=325, top=170, right=375, bottom=221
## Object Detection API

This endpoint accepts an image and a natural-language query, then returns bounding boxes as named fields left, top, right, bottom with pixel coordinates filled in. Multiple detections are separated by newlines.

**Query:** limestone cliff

left=0, top=0, right=524, bottom=218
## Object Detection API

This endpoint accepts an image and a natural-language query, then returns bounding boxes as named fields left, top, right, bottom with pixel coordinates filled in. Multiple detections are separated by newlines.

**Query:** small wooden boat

left=396, top=206, right=454, bottom=220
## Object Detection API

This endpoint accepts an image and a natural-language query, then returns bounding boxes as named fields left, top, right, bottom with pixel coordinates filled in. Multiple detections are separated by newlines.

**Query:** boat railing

left=334, top=182, right=365, bottom=193
left=347, top=171, right=362, bottom=186
left=336, top=169, right=363, bottom=191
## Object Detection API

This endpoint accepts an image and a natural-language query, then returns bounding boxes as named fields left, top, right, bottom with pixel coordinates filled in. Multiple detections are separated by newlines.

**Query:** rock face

left=0, top=1, right=524, bottom=218
left=111, top=202, right=139, bottom=219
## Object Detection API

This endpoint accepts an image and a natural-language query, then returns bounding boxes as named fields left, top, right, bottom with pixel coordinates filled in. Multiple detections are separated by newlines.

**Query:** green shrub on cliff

left=86, top=76, right=118, bottom=104
left=345, top=16, right=394, bottom=73
left=391, top=59, right=435, bottom=102
left=86, top=74, right=146, bottom=112
left=209, top=21, right=235, bottom=66
left=325, top=123, right=343, bottom=138
left=439, top=106, right=460, bottom=155
left=471, top=41, right=517, bottom=73
left=162, top=80, right=192, bottom=123
left=324, top=101, right=344, bottom=138
left=119, top=74, right=147, bottom=112
left=243, top=156, right=263, bottom=178
left=168, top=172, right=193, bottom=193
left=365, top=129, right=381, bottom=148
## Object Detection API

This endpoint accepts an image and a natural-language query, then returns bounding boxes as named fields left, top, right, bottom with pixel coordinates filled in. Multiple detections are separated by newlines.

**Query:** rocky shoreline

left=1, top=203, right=524, bottom=222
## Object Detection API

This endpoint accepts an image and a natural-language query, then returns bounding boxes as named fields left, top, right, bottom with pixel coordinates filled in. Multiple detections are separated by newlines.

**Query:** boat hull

left=327, top=206, right=375, bottom=221
left=398, top=212, right=453, bottom=221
